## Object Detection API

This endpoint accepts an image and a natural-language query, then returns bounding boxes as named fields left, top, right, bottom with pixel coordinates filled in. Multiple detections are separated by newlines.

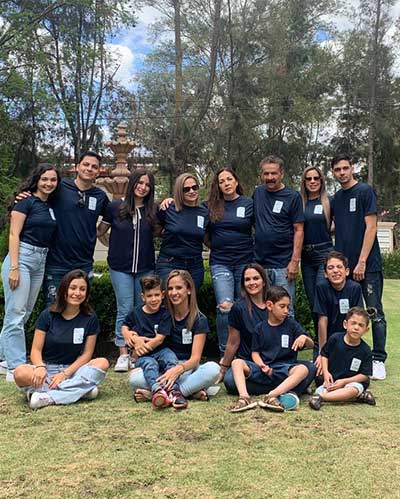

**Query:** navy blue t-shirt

left=46, top=179, right=109, bottom=269
left=228, top=298, right=267, bottom=360
left=12, top=196, right=57, bottom=248
left=35, top=308, right=99, bottom=365
left=321, top=332, right=372, bottom=389
left=252, top=317, right=309, bottom=365
left=313, top=279, right=363, bottom=343
left=159, top=311, right=209, bottom=360
left=157, top=203, right=208, bottom=259
left=253, top=185, right=304, bottom=268
left=332, top=182, right=382, bottom=272
left=303, top=198, right=332, bottom=246
left=123, top=305, right=168, bottom=354
left=102, top=200, right=155, bottom=274
left=207, top=196, right=254, bottom=266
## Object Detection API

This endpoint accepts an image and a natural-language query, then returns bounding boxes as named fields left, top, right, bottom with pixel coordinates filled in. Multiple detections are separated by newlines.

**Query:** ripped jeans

left=359, top=271, right=387, bottom=362
left=211, top=263, right=247, bottom=356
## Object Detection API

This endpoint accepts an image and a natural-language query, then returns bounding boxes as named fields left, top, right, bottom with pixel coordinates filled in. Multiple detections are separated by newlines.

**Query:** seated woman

left=14, top=269, right=109, bottom=410
left=220, top=264, right=315, bottom=400
left=129, top=270, right=219, bottom=408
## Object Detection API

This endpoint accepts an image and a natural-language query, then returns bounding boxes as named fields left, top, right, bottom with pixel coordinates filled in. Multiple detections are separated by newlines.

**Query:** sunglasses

left=183, top=184, right=199, bottom=193
left=78, top=191, right=86, bottom=208
left=305, top=176, right=321, bottom=181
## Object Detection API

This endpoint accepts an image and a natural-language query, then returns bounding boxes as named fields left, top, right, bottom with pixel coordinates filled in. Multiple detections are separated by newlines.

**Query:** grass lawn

left=0, top=281, right=399, bottom=499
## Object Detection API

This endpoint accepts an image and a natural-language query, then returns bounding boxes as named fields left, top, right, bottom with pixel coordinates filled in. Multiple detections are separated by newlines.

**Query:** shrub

left=382, top=250, right=400, bottom=279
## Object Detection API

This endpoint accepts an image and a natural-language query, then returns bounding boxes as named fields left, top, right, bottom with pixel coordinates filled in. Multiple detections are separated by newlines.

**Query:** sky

left=109, top=1, right=400, bottom=91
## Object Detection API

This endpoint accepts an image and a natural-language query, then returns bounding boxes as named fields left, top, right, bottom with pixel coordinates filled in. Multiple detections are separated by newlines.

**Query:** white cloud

left=107, top=43, right=135, bottom=88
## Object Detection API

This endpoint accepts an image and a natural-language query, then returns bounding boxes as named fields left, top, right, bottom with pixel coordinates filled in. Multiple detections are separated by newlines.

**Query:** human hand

left=314, top=355, right=323, bottom=376
left=292, top=335, right=307, bottom=351
left=31, top=366, right=47, bottom=389
left=156, top=365, right=183, bottom=390
left=323, top=372, right=334, bottom=389
left=8, top=269, right=20, bottom=290
left=15, top=191, right=31, bottom=202
left=122, top=330, right=138, bottom=348
left=48, top=371, right=67, bottom=389
left=159, top=197, right=174, bottom=210
left=216, top=366, right=227, bottom=384
left=260, top=364, right=273, bottom=376
left=134, top=336, right=151, bottom=356
left=286, top=260, right=299, bottom=282
left=327, top=379, right=345, bottom=391
left=353, top=261, right=366, bottom=281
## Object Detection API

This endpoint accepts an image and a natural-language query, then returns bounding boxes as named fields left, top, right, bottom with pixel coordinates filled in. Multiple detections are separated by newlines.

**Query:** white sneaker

left=206, top=385, right=221, bottom=397
left=371, top=360, right=386, bottom=380
left=29, top=392, right=55, bottom=410
left=0, top=360, right=8, bottom=375
left=114, top=354, right=130, bottom=372
left=6, top=370, right=15, bottom=383
left=82, top=386, right=99, bottom=400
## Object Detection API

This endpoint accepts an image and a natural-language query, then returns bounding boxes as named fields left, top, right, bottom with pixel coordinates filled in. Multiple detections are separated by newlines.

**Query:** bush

left=382, top=250, right=400, bottom=279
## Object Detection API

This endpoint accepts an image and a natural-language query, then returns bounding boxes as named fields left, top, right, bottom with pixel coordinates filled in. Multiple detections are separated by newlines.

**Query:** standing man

left=253, top=155, right=304, bottom=316
left=331, top=153, right=387, bottom=380
left=43, top=152, right=109, bottom=304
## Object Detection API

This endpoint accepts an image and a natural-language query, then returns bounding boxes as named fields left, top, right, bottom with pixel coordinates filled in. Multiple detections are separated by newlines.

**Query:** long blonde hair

left=173, top=173, right=199, bottom=212
left=300, top=165, right=330, bottom=228
left=165, top=270, right=200, bottom=331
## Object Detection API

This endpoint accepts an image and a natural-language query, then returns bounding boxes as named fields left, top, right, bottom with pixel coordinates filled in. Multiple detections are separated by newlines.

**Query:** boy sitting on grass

left=121, top=275, right=181, bottom=409
left=309, top=307, right=375, bottom=410
left=230, top=286, right=314, bottom=413
left=314, top=251, right=363, bottom=376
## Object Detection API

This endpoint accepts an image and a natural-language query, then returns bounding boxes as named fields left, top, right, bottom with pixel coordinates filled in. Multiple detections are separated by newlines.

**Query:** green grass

left=1, top=281, right=400, bottom=498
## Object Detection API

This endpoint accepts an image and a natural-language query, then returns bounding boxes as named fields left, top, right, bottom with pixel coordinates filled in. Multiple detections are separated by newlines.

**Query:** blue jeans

left=264, top=267, right=296, bottom=317
left=359, top=271, right=387, bottom=362
left=156, top=255, right=204, bottom=293
left=0, top=243, right=48, bottom=369
left=301, top=243, right=333, bottom=333
left=109, top=268, right=152, bottom=347
left=43, top=265, right=93, bottom=306
left=24, top=363, right=107, bottom=405
left=211, top=263, right=247, bottom=356
left=129, top=361, right=220, bottom=397
left=224, top=360, right=316, bottom=396
left=135, top=347, right=180, bottom=392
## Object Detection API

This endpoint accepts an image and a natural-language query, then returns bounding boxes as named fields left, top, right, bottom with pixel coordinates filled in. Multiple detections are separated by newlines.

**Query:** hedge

left=0, top=263, right=314, bottom=358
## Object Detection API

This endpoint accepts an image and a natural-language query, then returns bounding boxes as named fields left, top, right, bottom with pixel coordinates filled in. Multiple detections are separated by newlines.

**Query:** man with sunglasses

left=42, top=152, right=109, bottom=304
left=253, top=155, right=304, bottom=317
left=331, top=153, right=387, bottom=380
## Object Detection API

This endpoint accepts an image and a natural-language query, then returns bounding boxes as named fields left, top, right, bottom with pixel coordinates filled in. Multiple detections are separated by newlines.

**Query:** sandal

left=192, top=389, right=209, bottom=401
left=230, top=396, right=258, bottom=413
left=258, top=395, right=285, bottom=412
left=357, top=390, right=376, bottom=406
left=133, top=388, right=152, bottom=403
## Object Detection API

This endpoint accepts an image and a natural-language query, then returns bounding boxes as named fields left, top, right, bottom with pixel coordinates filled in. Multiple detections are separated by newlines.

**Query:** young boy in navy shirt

left=230, top=286, right=314, bottom=413
left=309, top=307, right=374, bottom=410
left=121, top=275, right=181, bottom=409
left=313, top=251, right=363, bottom=376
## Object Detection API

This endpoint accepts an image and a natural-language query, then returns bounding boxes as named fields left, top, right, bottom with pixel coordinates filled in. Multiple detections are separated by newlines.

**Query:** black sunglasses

left=78, top=191, right=86, bottom=208
left=183, top=184, right=199, bottom=193
left=305, top=176, right=321, bottom=181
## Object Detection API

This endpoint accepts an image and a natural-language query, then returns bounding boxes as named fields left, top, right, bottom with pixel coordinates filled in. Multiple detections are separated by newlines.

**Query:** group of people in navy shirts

left=0, top=151, right=387, bottom=412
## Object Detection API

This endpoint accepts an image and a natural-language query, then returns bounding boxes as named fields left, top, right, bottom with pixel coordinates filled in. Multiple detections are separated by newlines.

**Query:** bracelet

left=34, top=364, right=46, bottom=370
left=180, top=364, right=186, bottom=373
left=219, top=362, right=229, bottom=369
left=9, top=267, right=18, bottom=271
left=61, top=369, right=70, bottom=379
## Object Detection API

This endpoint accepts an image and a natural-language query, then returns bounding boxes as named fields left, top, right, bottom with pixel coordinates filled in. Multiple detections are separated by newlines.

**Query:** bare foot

left=133, top=388, right=151, bottom=403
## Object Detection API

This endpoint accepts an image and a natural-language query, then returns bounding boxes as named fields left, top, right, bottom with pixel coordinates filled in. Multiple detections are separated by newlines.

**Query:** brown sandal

left=357, top=389, right=376, bottom=406
left=258, top=395, right=285, bottom=412
left=230, top=396, right=258, bottom=413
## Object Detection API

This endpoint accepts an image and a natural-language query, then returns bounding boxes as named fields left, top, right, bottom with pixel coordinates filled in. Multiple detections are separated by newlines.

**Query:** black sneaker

left=309, top=394, right=323, bottom=411
left=168, top=390, right=188, bottom=410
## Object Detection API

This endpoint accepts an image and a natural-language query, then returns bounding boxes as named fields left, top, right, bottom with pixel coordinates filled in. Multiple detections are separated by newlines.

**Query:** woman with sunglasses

left=300, top=166, right=333, bottom=337
left=156, top=173, right=208, bottom=292
left=0, top=164, right=60, bottom=380
left=206, top=167, right=254, bottom=356
left=97, top=169, right=157, bottom=372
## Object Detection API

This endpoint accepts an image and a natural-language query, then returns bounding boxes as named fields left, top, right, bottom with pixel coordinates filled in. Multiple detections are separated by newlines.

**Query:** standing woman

left=97, top=169, right=157, bottom=372
left=14, top=269, right=109, bottom=409
left=0, top=164, right=60, bottom=379
left=300, top=166, right=333, bottom=340
left=206, top=167, right=254, bottom=356
left=129, top=270, right=220, bottom=408
left=156, top=173, right=208, bottom=293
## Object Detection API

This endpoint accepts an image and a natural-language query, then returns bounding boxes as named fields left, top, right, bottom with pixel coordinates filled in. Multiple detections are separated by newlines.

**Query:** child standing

left=230, top=286, right=314, bottom=413
left=309, top=307, right=375, bottom=410
left=121, top=275, right=181, bottom=409
left=313, top=251, right=363, bottom=375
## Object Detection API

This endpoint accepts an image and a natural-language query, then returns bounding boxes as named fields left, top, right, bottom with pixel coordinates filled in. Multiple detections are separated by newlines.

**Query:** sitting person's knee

left=13, top=364, right=32, bottom=386
left=89, top=357, right=109, bottom=371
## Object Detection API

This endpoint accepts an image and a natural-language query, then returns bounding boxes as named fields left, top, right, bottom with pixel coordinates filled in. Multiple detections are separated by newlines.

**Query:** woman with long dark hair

left=299, top=165, right=333, bottom=340
left=97, top=168, right=157, bottom=372
left=206, top=167, right=254, bottom=356
left=14, top=269, right=109, bottom=409
left=0, top=164, right=60, bottom=380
